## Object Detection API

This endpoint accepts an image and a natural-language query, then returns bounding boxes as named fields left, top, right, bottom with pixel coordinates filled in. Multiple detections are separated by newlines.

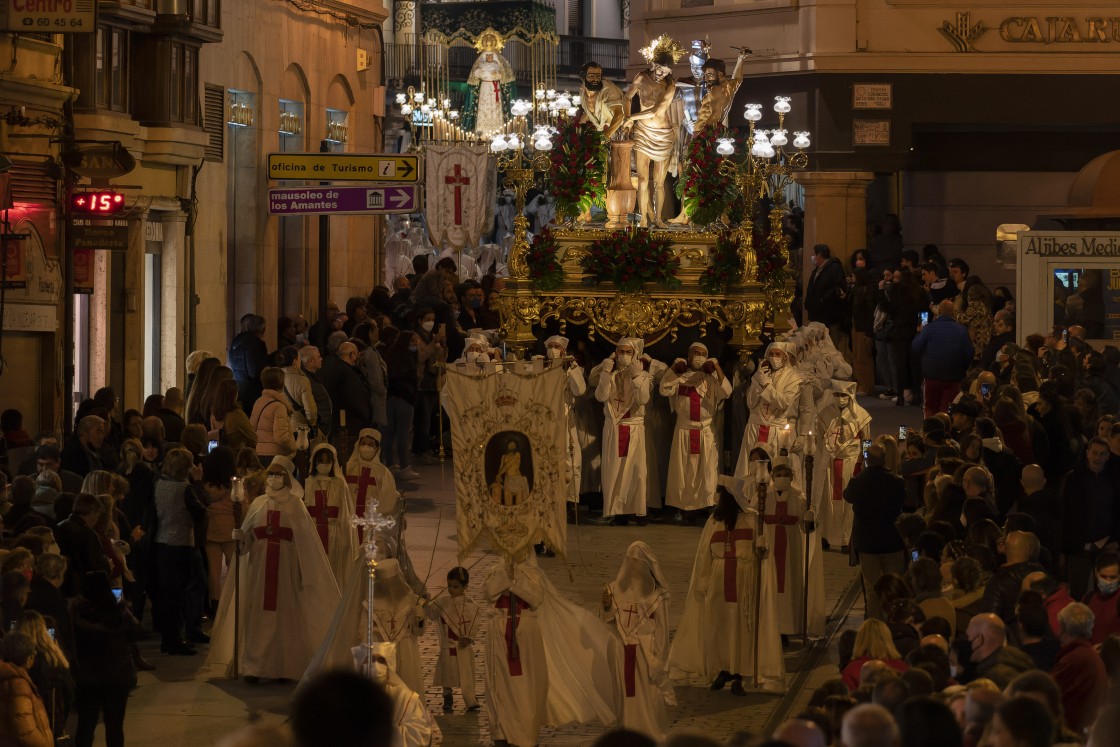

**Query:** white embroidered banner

left=423, top=143, right=495, bottom=248
left=442, top=366, right=567, bottom=561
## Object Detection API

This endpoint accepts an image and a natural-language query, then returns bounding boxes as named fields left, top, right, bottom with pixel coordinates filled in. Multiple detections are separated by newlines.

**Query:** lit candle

left=339, top=409, right=347, bottom=428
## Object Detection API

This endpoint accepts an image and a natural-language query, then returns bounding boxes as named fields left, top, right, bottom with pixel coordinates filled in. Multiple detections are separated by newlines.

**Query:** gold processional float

left=405, top=28, right=811, bottom=356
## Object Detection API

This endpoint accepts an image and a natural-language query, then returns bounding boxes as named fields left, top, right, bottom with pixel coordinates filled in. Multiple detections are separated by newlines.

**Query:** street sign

left=268, top=185, right=421, bottom=216
left=267, top=153, right=420, bottom=182
left=3, top=0, right=96, bottom=33
left=71, top=218, right=129, bottom=251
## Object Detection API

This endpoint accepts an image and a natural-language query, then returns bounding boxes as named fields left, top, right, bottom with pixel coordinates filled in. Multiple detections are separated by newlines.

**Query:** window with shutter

left=203, top=84, right=225, bottom=162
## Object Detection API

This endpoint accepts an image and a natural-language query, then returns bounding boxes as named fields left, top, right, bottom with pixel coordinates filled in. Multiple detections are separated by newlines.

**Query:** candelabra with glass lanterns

left=395, top=85, right=472, bottom=143
left=718, top=95, right=811, bottom=311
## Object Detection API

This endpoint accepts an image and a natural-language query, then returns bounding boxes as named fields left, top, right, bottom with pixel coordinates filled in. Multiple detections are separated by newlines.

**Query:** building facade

left=630, top=0, right=1120, bottom=294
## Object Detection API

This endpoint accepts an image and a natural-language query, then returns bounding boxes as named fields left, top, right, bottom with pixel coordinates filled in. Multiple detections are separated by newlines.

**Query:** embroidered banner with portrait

left=442, top=365, right=567, bottom=561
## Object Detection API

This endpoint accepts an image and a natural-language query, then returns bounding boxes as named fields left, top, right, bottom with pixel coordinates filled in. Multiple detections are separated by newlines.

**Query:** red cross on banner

left=444, top=163, right=471, bottom=225
left=346, top=467, right=377, bottom=541
left=251, top=510, right=294, bottom=611
left=763, top=498, right=800, bottom=593
left=307, top=488, right=339, bottom=551
left=710, top=527, right=755, bottom=602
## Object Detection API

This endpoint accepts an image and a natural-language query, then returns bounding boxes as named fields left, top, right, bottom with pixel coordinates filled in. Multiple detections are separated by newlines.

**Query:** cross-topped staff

left=351, top=497, right=397, bottom=674
left=751, top=458, right=770, bottom=690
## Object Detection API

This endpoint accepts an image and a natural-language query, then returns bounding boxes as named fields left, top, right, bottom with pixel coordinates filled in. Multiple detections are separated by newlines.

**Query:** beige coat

left=249, top=389, right=296, bottom=457
left=282, top=365, right=317, bottom=430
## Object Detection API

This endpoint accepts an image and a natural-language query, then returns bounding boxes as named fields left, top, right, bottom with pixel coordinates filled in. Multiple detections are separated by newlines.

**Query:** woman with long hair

left=197, top=366, right=234, bottom=433
left=209, top=379, right=257, bottom=452
left=15, top=609, right=74, bottom=735
left=184, top=357, right=221, bottom=426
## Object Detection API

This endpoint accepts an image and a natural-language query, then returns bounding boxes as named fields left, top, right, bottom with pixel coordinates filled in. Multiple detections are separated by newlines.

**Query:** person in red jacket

left=1051, top=602, right=1107, bottom=735
left=1023, top=571, right=1075, bottom=638
left=1082, top=551, right=1120, bottom=645
left=0, top=632, right=54, bottom=747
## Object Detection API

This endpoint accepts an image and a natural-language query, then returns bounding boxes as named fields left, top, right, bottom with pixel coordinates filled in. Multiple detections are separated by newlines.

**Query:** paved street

left=112, top=395, right=913, bottom=746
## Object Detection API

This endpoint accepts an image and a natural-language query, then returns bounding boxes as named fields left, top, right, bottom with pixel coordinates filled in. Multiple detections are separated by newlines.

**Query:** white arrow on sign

left=389, top=188, right=411, bottom=208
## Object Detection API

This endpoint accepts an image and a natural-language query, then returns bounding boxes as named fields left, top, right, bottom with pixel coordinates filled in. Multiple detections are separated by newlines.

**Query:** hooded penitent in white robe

left=425, top=589, right=482, bottom=707
left=661, top=346, right=732, bottom=511
left=602, top=541, right=674, bottom=741
left=595, top=338, right=654, bottom=517
left=642, top=355, right=673, bottom=511
left=761, top=479, right=826, bottom=637
left=344, top=430, right=424, bottom=594
left=735, top=342, right=805, bottom=477
left=304, top=558, right=427, bottom=694
left=208, top=457, right=340, bottom=680
left=669, top=481, right=785, bottom=693
left=544, top=336, right=588, bottom=503
left=304, top=443, right=358, bottom=583
left=355, top=641, right=438, bottom=747
left=817, top=380, right=872, bottom=547
left=484, top=556, right=617, bottom=747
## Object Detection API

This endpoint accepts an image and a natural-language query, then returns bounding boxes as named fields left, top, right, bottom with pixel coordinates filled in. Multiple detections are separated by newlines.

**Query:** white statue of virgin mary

left=463, top=30, right=516, bottom=135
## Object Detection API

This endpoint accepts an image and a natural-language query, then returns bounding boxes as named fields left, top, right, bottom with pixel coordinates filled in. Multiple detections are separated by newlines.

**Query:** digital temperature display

left=71, top=191, right=126, bottom=214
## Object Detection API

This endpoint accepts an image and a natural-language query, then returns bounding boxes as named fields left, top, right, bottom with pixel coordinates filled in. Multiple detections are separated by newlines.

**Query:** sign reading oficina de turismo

left=3, top=0, right=96, bottom=33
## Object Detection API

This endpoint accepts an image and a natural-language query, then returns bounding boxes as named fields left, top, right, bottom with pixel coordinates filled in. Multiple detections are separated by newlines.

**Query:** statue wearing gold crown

left=462, top=29, right=517, bottom=136
left=621, top=35, right=686, bottom=228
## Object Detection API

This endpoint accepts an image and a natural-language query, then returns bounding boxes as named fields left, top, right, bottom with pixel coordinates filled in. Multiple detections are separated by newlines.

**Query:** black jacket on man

left=1060, top=458, right=1119, bottom=552
left=805, top=256, right=848, bottom=327
left=320, top=357, right=372, bottom=434
left=844, top=464, right=906, bottom=555
left=54, top=514, right=112, bottom=596
left=228, top=331, right=269, bottom=413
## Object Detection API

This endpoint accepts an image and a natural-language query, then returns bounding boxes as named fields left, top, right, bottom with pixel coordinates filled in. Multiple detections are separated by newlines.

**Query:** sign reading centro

left=268, top=153, right=421, bottom=182
left=3, top=0, right=96, bottom=33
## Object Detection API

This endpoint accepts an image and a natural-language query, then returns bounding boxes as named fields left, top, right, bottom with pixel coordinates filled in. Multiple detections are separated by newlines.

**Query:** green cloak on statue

left=461, top=48, right=516, bottom=135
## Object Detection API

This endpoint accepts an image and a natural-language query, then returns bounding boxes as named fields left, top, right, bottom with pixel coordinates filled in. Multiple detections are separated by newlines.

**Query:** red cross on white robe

left=444, top=163, right=471, bottom=225
left=677, top=383, right=703, bottom=454
left=251, top=510, right=294, bottom=611
left=710, top=527, right=755, bottom=603
left=763, top=495, right=800, bottom=593
left=495, top=592, right=530, bottom=676
left=346, top=467, right=377, bottom=541
left=307, top=488, right=339, bottom=551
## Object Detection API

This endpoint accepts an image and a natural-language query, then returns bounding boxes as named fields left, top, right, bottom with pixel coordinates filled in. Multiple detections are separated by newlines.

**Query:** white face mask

left=773, top=476, right=792, bottom=492
left=469, top=351, right=487, bottom=364
left=767, top=354, right=784, bottom=370
left=421, top=320, right=435, bottom=332
left=359, top=445, right=377, bottom=461
left=316, top=462, right=332, bottom=475
left=371, top=660, right=389, bottom=683
left=690, top=356, right=705, bottom=370
left=547, top=347, right=563, bottom=360
left=617, top=353, right=633, bottom=368
left=266, top=475, right=285, bottom=492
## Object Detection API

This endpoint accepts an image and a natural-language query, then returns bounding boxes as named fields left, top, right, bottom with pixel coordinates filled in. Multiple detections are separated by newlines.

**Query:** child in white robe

left=425, top=566, right=482, bottom=713
left=303, top=443, right=357, bottom=583
left=601, top=541, right=674, bottom=740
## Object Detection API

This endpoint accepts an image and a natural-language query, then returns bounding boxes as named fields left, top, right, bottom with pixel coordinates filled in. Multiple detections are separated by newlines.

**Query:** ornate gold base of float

left=499, top=226, right=785, bottom=357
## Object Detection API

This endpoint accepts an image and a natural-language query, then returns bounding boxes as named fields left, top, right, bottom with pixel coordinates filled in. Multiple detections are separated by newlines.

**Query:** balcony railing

left=386, top=34, right=629, bottom=90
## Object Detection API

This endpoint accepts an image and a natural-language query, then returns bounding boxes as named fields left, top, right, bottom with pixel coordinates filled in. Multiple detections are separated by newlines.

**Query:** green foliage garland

left=580, top=228, right=681, bottom=293
left=548, top=118, right=607, bottom=221
left=676, top=125, right=738, bottom=226
left=699, top=229, right=745, bottom=295
left=525, top=228, right=564, bottom=292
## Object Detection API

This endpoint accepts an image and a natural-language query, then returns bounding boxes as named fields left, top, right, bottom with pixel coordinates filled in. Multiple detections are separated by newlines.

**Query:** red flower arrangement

left=699, top=229, right=745, bottom=295
left=548, top=118, right=607, bottom=221
left=580, top=228, right=681, bottom=293
left=525, top=228, right=564, bottom=292
left=676, top=125, right=738, bottom=226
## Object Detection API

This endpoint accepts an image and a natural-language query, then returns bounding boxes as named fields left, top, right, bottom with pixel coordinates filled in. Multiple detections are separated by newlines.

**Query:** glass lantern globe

left=744, top=104, right=763, bottom=122
left=413, top=91, right=425, bottom=103
left=770, top=129, right=788, bottom=147
left=566, top=106, right=579, bottom=117
left=773, top=96, right=792, bottom=114
left=534, top=136, right=553, bottom=151
left=490, top=134, right=507, bottom=152
left=556, top=94, right=571, bottom=109
left=400, top=103, right=413, bottom=116
left=395, top=93, right=406, bottom=105
left=420, top=104, right=431, bottom=115
left=793, top=131, right=811, bottom=149
left=716, top=138, right=735, bottom=156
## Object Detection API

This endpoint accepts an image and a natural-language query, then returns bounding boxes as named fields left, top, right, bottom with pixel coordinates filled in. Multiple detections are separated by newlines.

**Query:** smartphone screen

left=920, top=311, right=929, bottom=327
left=899, top=425, right=909, bottom=441
left=981, top=383, right=991, bottom=398
left=48, top=627, right=56, bottom=640
left=862, top=439, right=872, bottom=462
left=111, top=588, right=124, bottom=602
left=207, top=439, right=219, bottom=454
left=911, top=549, right=920, bottom=563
